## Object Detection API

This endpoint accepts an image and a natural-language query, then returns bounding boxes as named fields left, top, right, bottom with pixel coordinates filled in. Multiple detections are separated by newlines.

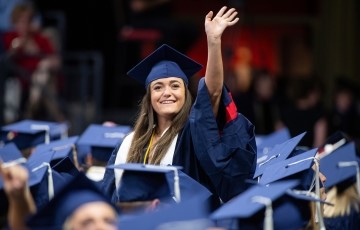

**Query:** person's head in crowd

left=319, top=142, right=360, bottom=229
left=333, top=77, right=357, bottom=114
left=27, top=172, right=118, bottom=230
left=11, top=2, right=37, bottom=36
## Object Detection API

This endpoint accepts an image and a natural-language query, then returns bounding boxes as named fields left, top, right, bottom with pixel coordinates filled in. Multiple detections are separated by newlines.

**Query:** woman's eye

left=153, top=85, right=162, bottom=91
left=171, top=84, right=180, bottom=89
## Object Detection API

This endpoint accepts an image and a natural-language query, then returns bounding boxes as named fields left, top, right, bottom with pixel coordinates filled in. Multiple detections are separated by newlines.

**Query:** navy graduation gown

left=102, top=78, right=257, bottom=204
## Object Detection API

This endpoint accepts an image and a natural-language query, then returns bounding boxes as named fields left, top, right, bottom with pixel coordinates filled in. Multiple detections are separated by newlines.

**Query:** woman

left=102, top=6, right=257, bottom=206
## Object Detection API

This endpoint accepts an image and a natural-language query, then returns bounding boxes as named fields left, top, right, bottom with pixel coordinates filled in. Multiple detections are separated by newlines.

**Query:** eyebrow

left=152, top=79, right=182, bottom=86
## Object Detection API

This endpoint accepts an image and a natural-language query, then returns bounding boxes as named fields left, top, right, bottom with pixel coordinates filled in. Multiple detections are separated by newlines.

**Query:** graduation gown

left=102, top=78, right=257, bottom=205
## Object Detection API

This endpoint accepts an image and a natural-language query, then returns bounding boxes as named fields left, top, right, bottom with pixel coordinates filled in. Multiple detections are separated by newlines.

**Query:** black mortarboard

left=127, top=44, right=203, bottom=88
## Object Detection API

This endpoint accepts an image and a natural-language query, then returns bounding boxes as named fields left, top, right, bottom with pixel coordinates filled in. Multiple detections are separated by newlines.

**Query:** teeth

left=161, top=101, right=174, bottom=104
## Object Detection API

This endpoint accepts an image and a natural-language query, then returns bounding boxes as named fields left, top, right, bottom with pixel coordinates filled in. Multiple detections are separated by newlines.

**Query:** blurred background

left=1, top=0, right=359, bottom=148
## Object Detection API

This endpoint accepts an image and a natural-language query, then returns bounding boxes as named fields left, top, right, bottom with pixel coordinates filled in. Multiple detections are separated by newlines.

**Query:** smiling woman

left=102, top=6, right=257, bottom=207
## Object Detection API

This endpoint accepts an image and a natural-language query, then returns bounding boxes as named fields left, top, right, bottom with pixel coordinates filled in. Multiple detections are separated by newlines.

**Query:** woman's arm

left=204, top=6, right=239, bottom=117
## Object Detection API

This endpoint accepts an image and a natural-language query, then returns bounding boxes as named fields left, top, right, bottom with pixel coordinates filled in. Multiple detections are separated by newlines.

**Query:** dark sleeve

left=189, top=78, right=257, bottom=202
left=101, top=143, right=121, bottom=202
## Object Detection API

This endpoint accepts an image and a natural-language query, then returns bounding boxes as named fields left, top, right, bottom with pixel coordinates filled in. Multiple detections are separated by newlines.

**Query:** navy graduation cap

left=0, top=119, right=68, bottom=150
left=211, top=180, right=326, bottom=230
left=108, top=163, right=212, bottom=204
left=259, top=147, right=318, bottom=185
left=76, top=124, right=132, bottom=164
left=254, top=132, right=307, bottom=179
left=118, top=194, right=213, bottom=230
left=256, top=127, right=291, bottom=155
left=27, top=172, right=117, bottom=230
left=26, top=148, right=79, bottom=210
left=320, top=142, right=359, bottom=189
left=31, top=136, right=79, bottom=167
left=127, top=44, right=203, bottom=88
left=0, top=142, right=24, bottom=163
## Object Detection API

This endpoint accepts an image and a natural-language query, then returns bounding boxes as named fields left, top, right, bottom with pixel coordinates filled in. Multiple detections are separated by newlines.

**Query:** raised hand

left=205, top=6, right=239, bottom=41
left=0, top=161, right=30, bottom=199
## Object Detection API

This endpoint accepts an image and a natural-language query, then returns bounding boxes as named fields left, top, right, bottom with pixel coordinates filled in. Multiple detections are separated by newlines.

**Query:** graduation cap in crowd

left=118, top=194, right=213, bottom=230
left=0, top=142, right=24, bottom=163
left=0, top=119, right=68, bottom=150
left=27, top=172, right=117, bottom=230
left=211, top=180, right=328, bottom=230
left=259, top=148, right=318, bottom=186
left=254, top=132, right=307, bottom=179
left=320, top=142, right=359, bottom=192
left=127, top=44, right=203, bottom=88
left=31, top=136, right=79, bottom=168
left=26, top=148, right=79, bottom=210
left=317, top=131, right=350, bottom=159
left=256, top=128, right=291, bottom=155
left=76, top=124, right=132, bottom=164
left=108, top=163, right=212, bottom=206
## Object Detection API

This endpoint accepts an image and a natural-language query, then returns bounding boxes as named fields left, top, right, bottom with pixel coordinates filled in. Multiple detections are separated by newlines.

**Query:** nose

left=162, top=86, right=172, bottom=96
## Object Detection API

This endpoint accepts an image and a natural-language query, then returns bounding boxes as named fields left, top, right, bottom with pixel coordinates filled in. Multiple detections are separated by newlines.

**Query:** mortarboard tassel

left=143, top=164, right=181, bottom=203
left=252, top=196, right=273, bottom=230
left=30, top=124, right=50, bottom=144
left=32, top=162, right=54, bottom=200
left=286, top=156, right=326, bottom=230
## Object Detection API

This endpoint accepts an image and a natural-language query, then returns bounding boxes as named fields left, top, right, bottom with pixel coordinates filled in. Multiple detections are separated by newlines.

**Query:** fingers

left=205, top=11, right=214, bottom=21
left=215, top=6, right=228, bottom=17
left=213, top=6, right=239, bottom=24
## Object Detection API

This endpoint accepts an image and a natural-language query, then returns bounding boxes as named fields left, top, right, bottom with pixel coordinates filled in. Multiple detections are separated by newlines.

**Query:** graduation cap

left=127, top=44, right=203, bottom=88
left=31, top=136, right=79, bottom=167
left=0, top=142, right=25, bottom=163
left=259, top=148, right=318, bottom=186
left=211, top=180, right=327, bottom=230
left=26, top=149, right=79, bottom=210
left=0, top=119, right=68, bottom=150
left=27, top=172, right=117, bottom=230
left=118, top=195, right=213, bottom=230
left=256, top=128, right=291, bottom=155
left=108, top=163, right=212, bottom=205
left=320, top=142, right=359, bottom=191
left=76, top=124, right=132, bottom=164
left=254, top=132, right=307, bottom=179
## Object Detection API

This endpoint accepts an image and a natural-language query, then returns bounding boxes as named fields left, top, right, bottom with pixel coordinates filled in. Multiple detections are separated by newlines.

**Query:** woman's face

left=150, top=77, right=186, bottom=120
left=66, top=202, right=117, bottom=230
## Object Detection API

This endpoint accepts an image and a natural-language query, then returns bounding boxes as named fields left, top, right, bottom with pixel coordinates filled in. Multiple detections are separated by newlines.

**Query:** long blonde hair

left=126, top=82, right=192, bottom=164
left=323, top=183, right=360, bottom=217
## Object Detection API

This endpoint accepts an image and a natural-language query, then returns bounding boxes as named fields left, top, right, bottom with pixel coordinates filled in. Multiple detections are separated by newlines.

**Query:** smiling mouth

left=160, top=100, right=175, bottom=104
